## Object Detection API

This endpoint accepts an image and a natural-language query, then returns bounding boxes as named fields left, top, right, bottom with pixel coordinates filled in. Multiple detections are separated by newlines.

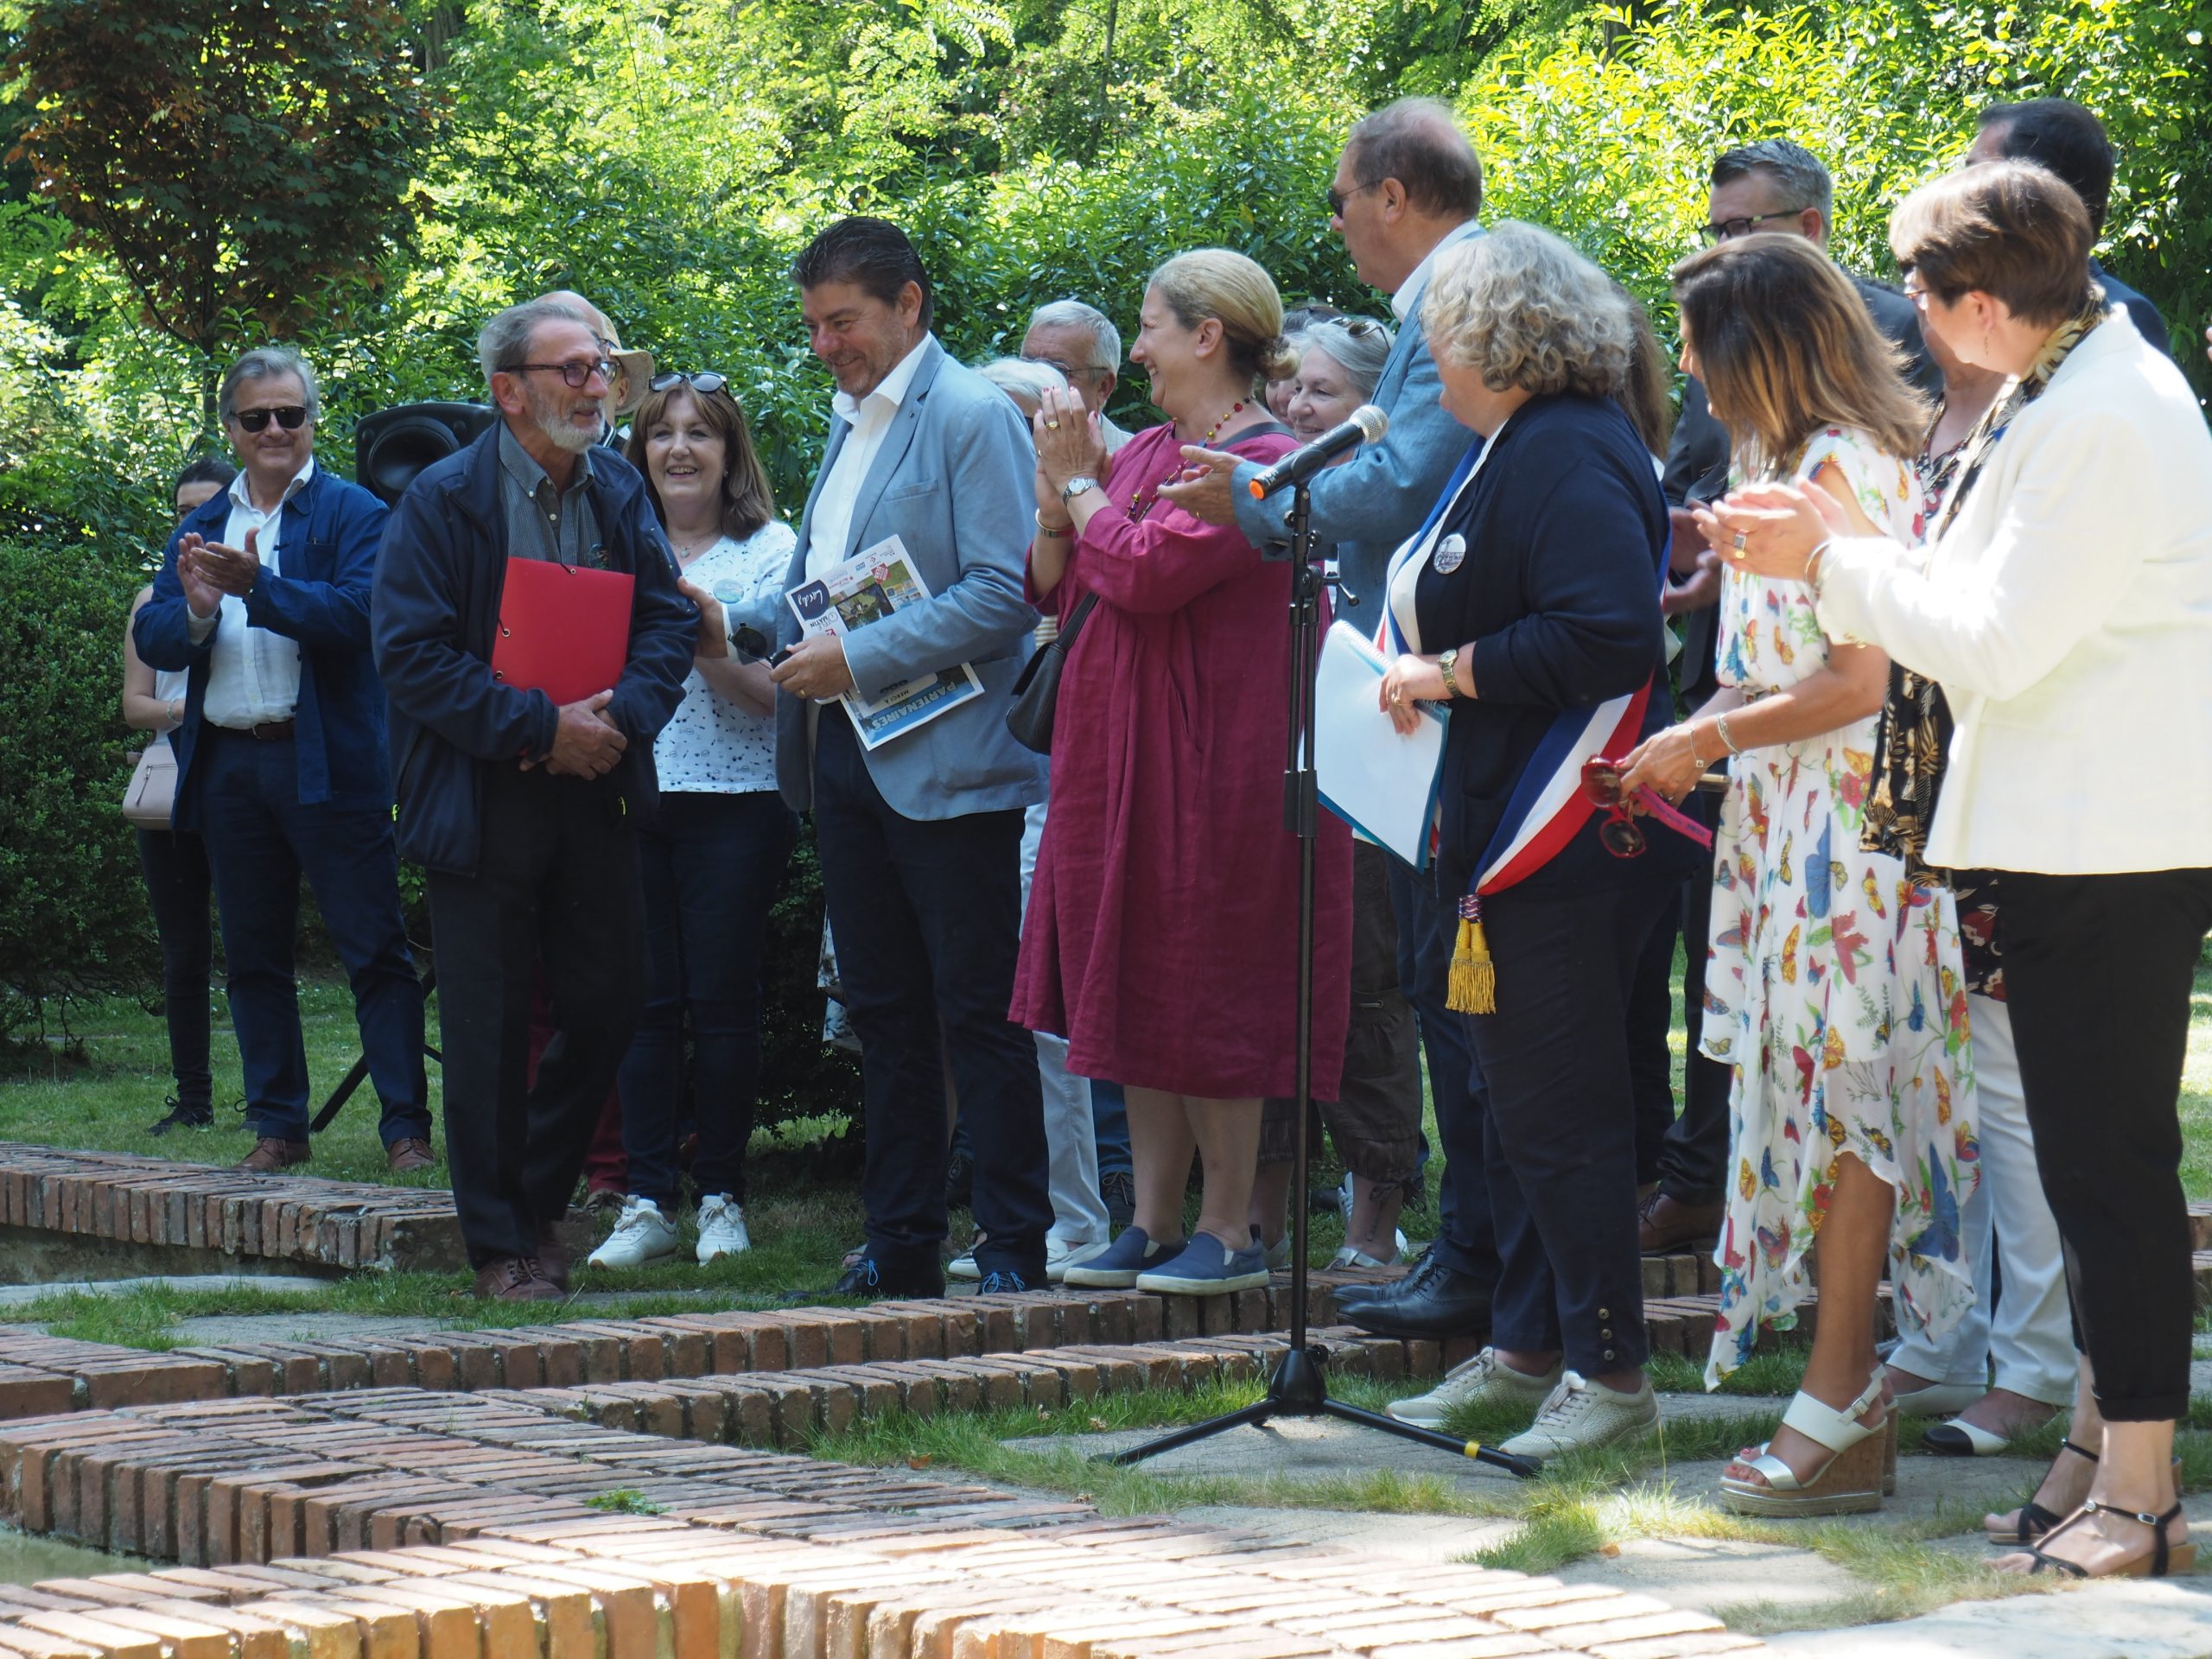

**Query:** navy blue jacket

left=1414, top=393, right=1693, bottom=901
left=133, top=467, right=392, bottom=832
left=369, top=427, right=696, bottom=877
left=2090, top=259, right=2172, bottom=360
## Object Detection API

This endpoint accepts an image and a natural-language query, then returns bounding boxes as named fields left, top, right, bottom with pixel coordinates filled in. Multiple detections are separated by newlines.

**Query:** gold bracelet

left=1034, top=510, right=1074, bottom=538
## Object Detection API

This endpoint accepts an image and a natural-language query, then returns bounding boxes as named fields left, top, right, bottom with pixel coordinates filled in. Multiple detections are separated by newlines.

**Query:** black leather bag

left=1004, top=592, right=1099, bottom=754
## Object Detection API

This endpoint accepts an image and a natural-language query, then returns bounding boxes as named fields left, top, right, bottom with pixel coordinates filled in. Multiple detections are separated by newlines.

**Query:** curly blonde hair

left=1422, top=223, right=1638, bottom=406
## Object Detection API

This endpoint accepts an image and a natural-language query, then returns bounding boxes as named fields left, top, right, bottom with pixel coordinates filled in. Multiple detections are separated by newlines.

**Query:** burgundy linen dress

left=1009, top=423, right=1352, bottom=1101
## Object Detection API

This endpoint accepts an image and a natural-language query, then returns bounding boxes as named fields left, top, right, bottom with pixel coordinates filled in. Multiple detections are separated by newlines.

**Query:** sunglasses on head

left=1580, top=758, right=1717, bottom=860
left=650, top=371, right=729, bottom=396
left=233, top=405, right=308, bottom=433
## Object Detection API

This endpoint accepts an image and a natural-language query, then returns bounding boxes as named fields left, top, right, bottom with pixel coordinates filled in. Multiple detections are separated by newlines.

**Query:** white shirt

left=804, top=334, right=932, bottom=581
left=188, top=459, right=315, bottom=728
left=657, top=522, right=798, bottom=794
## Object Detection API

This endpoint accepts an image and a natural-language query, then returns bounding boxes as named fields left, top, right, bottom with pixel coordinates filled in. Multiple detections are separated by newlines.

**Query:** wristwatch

left=1059, top=475, right=1100, bottom=505
left=1438, top=647, right=1463, bottom=699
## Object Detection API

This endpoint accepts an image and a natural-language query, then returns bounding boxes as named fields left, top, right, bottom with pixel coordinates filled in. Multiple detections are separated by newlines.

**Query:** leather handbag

left=121, top=739, right=178, bottom=829
left=1004, top=592, right=1098, bottom=755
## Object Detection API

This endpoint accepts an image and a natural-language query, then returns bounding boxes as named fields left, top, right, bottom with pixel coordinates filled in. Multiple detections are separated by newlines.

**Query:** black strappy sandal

left=1986, top=1438, right=2097, bottom=1545
left=2024, top=1498, right=2196, bottom=1580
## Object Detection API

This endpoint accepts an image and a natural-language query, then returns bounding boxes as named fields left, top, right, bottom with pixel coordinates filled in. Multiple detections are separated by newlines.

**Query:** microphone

left=1245, top=404, right=1389, bottom=498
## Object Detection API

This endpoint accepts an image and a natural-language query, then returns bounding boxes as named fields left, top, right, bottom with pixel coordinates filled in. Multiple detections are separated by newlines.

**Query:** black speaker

left=354, top=401, right=498, bottom=506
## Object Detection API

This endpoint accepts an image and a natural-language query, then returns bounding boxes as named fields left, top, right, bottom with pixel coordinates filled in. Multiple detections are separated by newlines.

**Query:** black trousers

left=2001, top=865, right=2212, bottom=1422
left=135, top=825, right=214, bottom=1109
left=426, top=764, right=645, bottom=1268
left=197, top=728, right=429, bottom=1146
left=1388, top=860, right=1499, bottom=1287
left=1470, top=873, right=1673, bottom=1375
left=811, top=712, right=1052, bottom=1281
left=1626, top=788, right=1730, bottom=1203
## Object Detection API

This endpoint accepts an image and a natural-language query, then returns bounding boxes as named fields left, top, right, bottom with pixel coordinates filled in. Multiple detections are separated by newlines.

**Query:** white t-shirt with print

left=655, top=520, right=798, bottom=794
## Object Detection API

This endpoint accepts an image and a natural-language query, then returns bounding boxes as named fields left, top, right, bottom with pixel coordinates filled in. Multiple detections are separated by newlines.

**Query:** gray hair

left=1025, top=299, right=1122, bottom=371
left=1345, top=97, right=1484, bottom=221
left=1294, top=317, right=1394, bottom=400
left=1422, top=222, right=1636, bottom=399
left=477, top=298, right=594, bottom=391
left=1711, top=139, right=1834, bottom=224
left=975, top=356, right=1068, bottom=414
left=219, top=346, right=321, bottom=425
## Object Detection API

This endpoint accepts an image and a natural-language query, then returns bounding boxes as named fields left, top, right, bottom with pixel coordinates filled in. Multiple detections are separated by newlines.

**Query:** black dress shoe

left=1340, top=1257, right=1492, bottom=1341
left=147, top=1097, right=213, bottom=1136
left=1333, top=1243, right=1435, bottom=1311
left=830, top=1257, right=946, bottom=1300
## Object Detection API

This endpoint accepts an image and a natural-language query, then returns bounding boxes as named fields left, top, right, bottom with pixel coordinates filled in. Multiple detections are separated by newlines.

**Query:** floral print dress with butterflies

left=1700, top=426, right=1980, bottom=1388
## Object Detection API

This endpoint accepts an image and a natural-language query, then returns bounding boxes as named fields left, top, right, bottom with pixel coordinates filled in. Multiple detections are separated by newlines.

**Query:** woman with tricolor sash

left=1622, top=233, right=1978, bottom=1517
left=1376, top=224, right=1698, bottom=1463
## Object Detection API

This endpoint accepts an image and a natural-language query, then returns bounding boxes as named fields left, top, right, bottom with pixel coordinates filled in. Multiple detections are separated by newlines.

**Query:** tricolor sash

left=1377, top=415, right=1663, bottom=1014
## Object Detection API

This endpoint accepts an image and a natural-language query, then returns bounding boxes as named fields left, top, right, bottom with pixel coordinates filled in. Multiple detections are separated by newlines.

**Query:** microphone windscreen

left=1351, top=404, right=1389, bottom=442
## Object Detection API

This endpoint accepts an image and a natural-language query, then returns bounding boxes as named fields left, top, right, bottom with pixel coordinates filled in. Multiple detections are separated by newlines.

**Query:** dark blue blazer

left=132, top=467, right=392, bottom=832
left=1414, top=393, right=1687, bottom=901
left=2090, top=259, right=2172, bottom=360
left=369, top=428, right=697, bottom=878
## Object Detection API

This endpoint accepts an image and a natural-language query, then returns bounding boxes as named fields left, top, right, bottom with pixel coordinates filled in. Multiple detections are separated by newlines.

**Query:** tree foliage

left=6, top=0, right=436, bottom=408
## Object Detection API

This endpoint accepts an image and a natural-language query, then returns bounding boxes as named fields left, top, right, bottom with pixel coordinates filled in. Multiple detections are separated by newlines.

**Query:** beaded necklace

left=1126, top=400, right=1247, bottom=521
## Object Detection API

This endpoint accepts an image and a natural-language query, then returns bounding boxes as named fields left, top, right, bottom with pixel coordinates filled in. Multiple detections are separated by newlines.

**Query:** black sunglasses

left=651, top=371, right=729, bottom=395
left=232, top=405, right=308, bottom=433
left=1326, top=179, right=1382, bottom=217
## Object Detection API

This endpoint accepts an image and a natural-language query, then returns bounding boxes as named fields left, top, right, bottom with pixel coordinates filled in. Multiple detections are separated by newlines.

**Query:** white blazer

left=1815, top=310, right=2212, bottom=874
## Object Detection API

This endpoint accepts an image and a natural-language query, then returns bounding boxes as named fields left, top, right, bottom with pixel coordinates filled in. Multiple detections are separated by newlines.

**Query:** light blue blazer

left=774, top=337, right=1047, bottom=819
left=1231, top=219, right=1484, bottom=631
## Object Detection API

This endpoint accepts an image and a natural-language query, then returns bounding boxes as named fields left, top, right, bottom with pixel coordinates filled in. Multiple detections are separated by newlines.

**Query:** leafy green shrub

left=0, top=537, right=155, bottom=1052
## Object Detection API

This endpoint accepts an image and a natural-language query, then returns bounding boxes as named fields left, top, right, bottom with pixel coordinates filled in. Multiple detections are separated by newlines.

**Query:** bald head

left=533, top=289, right=615, bottom=346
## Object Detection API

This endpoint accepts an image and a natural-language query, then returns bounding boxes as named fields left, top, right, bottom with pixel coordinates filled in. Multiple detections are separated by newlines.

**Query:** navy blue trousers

left=196, top=728, right=428, bottom=1146
left=810, top=712, right=1052, bottom=1281
left=135, top=825, right=214, bottom=1109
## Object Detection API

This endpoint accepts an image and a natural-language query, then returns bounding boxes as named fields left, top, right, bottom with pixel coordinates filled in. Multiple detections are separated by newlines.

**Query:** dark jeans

left=1626, top=788, right=1729, bottom=1203
left=2001, top=866, right=2212, bottom=1422
left=1471, top=874, right=1674, bottom=1376
left=196, top=728, right=428, bottom=1146
left=811, top=712, right=1052, bottom=1281
left=1090, top=1078, right=1131, bottom=1181
left=427, top=764, right=645, bottom=1268
left=1388, top=859, right=1499, bottom=1287
left=1268, top=841, right=1424, bottom=1184
left=135, top=824, right=214, bottom=1109
left=616, top=790, right=797, bottom=1210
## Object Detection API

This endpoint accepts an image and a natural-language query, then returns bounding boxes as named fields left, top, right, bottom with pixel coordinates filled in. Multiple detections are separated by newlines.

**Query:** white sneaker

left=1045, top=1236, right=1109, bottom=1282
left=1388, top=1347, right=1561, bottom=1428
left=947, top=1244, right=982, bottom=1281
left=695, top=1193, right=750, bottom=1262
left=1501, top=1371, right=1660, bottom=1463
left=586, top=1196, right=679, bottom=1269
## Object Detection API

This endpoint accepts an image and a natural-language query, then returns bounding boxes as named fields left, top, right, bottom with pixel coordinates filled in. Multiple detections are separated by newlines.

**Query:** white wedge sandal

left=1719, top=1371, right=1892, bottom=1516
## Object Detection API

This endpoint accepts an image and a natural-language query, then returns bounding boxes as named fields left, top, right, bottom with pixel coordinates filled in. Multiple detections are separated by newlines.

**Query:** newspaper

left=786, top=534, right=982, bottom=749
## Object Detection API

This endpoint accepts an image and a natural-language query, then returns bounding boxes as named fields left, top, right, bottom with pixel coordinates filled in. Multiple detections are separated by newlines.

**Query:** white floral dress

left=1700, top=427, right=1980, bottom=1387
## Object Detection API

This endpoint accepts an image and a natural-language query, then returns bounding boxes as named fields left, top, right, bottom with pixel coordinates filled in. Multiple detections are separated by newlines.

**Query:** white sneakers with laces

left=695, top=1193, right=751, bottom=1262
left=1500, top=1370, right=1660, bottom=1461
left=585, top=1195, right=680, bottom=1269
left=1386, top=1347, right=1561, bottom=1428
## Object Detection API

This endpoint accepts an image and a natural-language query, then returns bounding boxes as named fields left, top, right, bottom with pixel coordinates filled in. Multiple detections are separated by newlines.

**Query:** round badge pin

left=1432, top=532, right=1466, bottom=575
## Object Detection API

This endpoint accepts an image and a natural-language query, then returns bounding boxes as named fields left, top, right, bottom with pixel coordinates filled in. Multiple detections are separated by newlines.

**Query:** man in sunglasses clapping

left=134, top=345, right=434, bottom=1178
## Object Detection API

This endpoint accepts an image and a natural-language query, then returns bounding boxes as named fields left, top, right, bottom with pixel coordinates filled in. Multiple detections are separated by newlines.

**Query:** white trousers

left=1889, top=994, right=2075, bottom=1405
left=1021, top=798, right=1109, bottom=1246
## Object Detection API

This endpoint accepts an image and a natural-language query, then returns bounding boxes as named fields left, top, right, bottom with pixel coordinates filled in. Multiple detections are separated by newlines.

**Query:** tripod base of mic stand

left=1097, top=1341, right=1540, bottom=1478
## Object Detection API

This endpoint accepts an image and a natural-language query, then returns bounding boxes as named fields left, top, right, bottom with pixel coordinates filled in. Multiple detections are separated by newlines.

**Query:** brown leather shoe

left=536, top=1224, right=569, bottom=1291
left=237, top=1137, right=310, bottom=1173
left=385, top=1136, right=436, bottom=1173
left=472, top=1256, right=563, bottom=1301
left=1639, top=1189, right=1725, bottom=1255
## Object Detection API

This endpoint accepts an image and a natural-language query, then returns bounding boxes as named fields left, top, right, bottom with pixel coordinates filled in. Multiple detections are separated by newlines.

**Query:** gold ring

left=1046, top=420, right=1062, bottom=430
left=1388, top=687, right=1403, bottom=704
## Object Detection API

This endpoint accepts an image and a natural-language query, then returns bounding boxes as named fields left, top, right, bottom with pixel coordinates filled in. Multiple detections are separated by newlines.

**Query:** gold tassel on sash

left=1446, top=895, right=1495, bottom=1014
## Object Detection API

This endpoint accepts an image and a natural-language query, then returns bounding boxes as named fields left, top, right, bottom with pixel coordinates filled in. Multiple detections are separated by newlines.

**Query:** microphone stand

left=1101, top=480, right=1536, bottom=1479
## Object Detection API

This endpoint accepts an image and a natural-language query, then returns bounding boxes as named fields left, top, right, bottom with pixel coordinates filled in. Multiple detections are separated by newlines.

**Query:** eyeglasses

left=1326, top=179, right=1382, bottom=217
left=232, top=405, right=308, bottom=433
left=1700, top=210, right=1802, bottom=244
left=1580, top=758, right=1717, bottom=859
left=499, top=358, right=616, bottom=390
left=651, top=371, right=729, bottom=395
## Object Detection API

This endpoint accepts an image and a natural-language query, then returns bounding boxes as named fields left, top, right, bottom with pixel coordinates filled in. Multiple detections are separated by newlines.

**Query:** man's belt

left=213, top=719, right=297, bottom=741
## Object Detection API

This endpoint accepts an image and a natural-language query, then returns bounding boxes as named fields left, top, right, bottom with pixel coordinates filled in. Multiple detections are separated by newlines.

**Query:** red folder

left=490, top=557, right=634, bottom=706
